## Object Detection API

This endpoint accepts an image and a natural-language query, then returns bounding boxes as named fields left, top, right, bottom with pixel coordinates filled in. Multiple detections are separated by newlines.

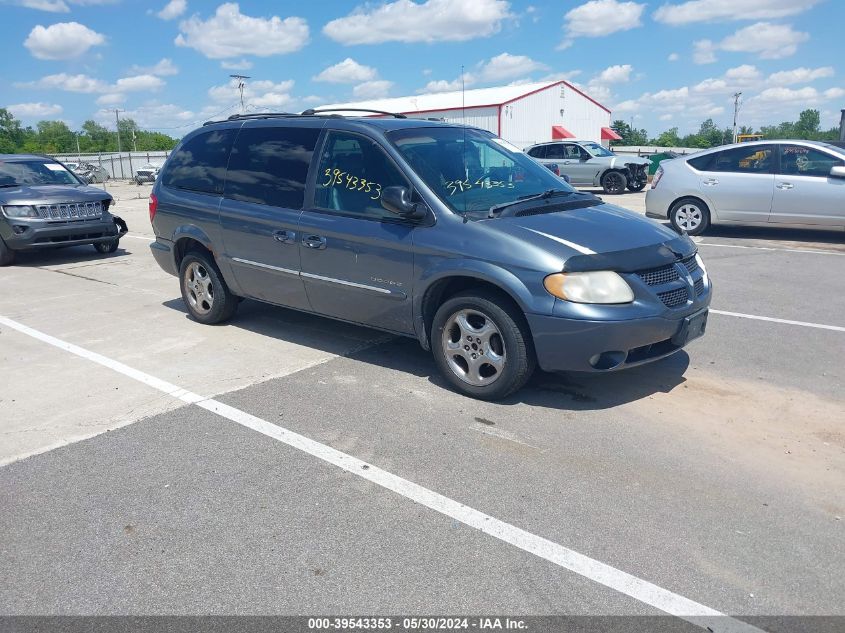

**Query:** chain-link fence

left=50, top=151, right=172, bottom=181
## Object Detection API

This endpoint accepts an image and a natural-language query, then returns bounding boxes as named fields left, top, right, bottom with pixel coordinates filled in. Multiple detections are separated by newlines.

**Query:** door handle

left=273, top=229, right=296, bottom=244
left=302, top=235, right=327, bottom=249
left=703, top=178, right=719, bottom=186
left=777, top=182, right=794, bottom=190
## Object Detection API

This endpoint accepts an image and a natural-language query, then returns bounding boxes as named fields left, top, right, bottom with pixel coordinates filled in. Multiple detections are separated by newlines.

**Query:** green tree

left=80, top=120, right=114, bottom=152
left=0, top=108, right=24, bottom=154
left=36, top=120, right=75, bottom=153
left=653, top=127, right=680, bottom=147
left=609, top=119, right=648, bottom=146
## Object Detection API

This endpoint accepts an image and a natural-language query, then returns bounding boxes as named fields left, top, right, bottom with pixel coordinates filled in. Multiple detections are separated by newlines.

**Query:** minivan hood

left=0, top=184, right=112, bottom=206
left=492, top=202, right=695, bottom=270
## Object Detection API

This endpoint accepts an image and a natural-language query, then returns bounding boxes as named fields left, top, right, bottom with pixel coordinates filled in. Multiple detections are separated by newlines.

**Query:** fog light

left=12, top=225, right=27, bottom=234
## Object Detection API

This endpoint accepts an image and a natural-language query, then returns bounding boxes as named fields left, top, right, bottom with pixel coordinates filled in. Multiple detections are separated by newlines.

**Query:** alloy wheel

left=184, top=261, right=214, bottom=315
left=441, top=309, right=506, bottom=386
left=674, top=203, right=703, bottom=232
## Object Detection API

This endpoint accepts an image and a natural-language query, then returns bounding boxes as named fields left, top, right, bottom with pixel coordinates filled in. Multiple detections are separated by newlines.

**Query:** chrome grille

left=658, top=287, right=690, bottom=308
left=637, top=264, right=679, bottom=286
left=36, top=201, right=103, bottom=221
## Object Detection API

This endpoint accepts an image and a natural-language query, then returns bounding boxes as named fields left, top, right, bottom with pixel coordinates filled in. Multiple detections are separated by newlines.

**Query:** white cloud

left=314, top=58, right=378, bottom=84
left=720, top=22, right=808, bottom=59
left=654, top=0, right=822, bottom=25
left=693, top=65, right=761, bottom=94
left=175, top=3, right=309, bottom=59
left=422, top=78, right=466, bottom=93
left=768, top=66, right=834, bottom=85
left=592, top=64, right=633, bottom=84
left=476, top=52, right=547, bottom=82
left=96, top=93, right=126, bottom=106
left=24, top=21, right=106, bottom=60
left=823, top=87, right=845, bottom=100
left=613, top=100, right=639, bottom=113
left=693, top=40, right=717, bottom=64
left=208, top=78, right=296, bottom=110
left=724, top=64, right=761, bottom=82
left=563, top=0, right=645, bottom=38
left=668, top=53, right=679, bottom=62
left=352, top=80, right=394, bottom=99
left=220, top=59, right=253, bottom=71
left=15, top=0, right=119, bottom=11
left=130, top=58, right=179, bottom=77
left=752, top=86, right=823, bottom=104
left=18, top=73, right=109, bottom=93
left=6, top=102, right=63, bottom=118
left=324, top=0, right=512, bottom=45
left=157, top=0, right=186, bottom=20
left=114, top=74, right=165, bottom=92
left=96, top=103, right=197, bottom=130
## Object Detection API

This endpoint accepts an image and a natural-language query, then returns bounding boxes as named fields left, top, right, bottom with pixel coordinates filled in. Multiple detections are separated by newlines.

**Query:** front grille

left=35, top=201, right=103, bottom=221
left=658, top=287, right=690, bottom=308
left=637, top=264, right=679, bottom=286
left=682, top=256, right=699, bottom=275
left=694, top=278, right=705, bottom=296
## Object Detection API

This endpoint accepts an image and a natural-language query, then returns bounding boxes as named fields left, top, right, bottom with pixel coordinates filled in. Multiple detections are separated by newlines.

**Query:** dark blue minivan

left=149, top=112, right=710, bottom=400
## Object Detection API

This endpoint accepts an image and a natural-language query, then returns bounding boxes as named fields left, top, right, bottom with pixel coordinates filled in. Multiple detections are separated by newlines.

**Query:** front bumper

left=1, top=215, right=122, bottom=251
left=527, top=308, right=708, bottom=373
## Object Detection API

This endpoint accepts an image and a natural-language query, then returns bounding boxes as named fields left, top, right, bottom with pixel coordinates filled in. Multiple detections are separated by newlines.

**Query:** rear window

left=224, top=126, right=321, bottom=209
left=162, top=128, right=237, bottom=194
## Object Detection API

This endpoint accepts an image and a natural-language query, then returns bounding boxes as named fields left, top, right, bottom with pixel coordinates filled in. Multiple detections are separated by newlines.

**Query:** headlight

left=544, top=271, right=634, bottom=304
left=694, top=253, right=707, bottom=276
left=1, top=205, right=40, bottom=218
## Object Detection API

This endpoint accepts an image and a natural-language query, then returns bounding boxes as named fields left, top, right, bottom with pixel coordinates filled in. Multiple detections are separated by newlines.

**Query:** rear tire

left=431, top=290, right=535, bottom=400
left=179, top=250, right=238, bottom=325
left=601, top=170, right=628, bottom=194
left=0, top=238, right=15, bottom=266
left=669, top=197, right=711, bottom=236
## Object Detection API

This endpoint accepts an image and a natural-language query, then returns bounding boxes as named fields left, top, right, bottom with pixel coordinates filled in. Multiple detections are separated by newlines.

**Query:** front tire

left=627, top=181, right=647, bottom=192
left=0, top=238, right=15, bottom=266
left=93, top=239, right=119, bottom=254
left=179, top=251, right=238, bottom=324
left=669, top=197, right=711, bottom=236
left=431, top=290, right=535, bottom=400
left=601, top=170, right=628, bottom=194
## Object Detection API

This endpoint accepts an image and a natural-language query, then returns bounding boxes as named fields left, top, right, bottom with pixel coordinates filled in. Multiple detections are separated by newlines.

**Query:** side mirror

left=830, top=165, right=845, bottom=179
left=380, top=186, right=427, bottom=220
left=580, top=154, right=590, bottom=161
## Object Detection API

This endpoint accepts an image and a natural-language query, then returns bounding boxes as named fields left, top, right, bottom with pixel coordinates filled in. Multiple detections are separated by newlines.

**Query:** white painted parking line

left=124, top=234, right=155, bottom=241
left=711, top=310, right=845, bottom=333
left=699, top=242, right=844, bottom=256
left=0, top=314, right=760, bottom=633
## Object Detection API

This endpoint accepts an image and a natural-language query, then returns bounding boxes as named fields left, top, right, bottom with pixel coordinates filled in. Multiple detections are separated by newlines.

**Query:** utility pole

left=732, top=92, right=742, bottom=144
left=114, top=109, right=125, bottom=179
left=230, top=74, right=250, bottom=113
left=75, top=132, right=81, bottom=161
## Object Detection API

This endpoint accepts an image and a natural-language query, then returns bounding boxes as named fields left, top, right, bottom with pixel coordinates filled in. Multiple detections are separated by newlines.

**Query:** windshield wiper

left=488, top=189, right=574, bottom=218
left=0, top=183, right=21, bottom=188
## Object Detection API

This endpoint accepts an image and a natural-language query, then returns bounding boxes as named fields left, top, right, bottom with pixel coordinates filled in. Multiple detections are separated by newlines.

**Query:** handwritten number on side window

left=322, top=167, right=382, bottom=200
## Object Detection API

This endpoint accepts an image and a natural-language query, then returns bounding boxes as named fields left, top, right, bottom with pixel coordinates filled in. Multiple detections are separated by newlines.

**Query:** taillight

left=148, top=193, right=158, bottom=223
left=652, top=166, right=663, bottom=189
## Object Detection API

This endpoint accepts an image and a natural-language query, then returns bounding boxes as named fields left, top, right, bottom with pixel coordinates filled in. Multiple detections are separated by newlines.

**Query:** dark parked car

left=0, top=155, right=127, bottom=266
left=149, top=113, right=710, bottom=400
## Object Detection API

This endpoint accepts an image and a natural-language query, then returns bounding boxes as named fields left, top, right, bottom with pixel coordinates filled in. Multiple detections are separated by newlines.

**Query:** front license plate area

left=672, top=309, right=708, bottom=346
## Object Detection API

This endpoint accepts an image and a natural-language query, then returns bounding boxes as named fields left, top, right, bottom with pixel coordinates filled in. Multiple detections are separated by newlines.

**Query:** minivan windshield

left=0, top=160, right=81, bottom=187
left=387, top=127, right=573, bottom=217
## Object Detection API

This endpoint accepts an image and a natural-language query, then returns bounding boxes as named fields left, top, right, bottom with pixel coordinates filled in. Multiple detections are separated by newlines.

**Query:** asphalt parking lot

left=1, top=182, right=843, bottom=629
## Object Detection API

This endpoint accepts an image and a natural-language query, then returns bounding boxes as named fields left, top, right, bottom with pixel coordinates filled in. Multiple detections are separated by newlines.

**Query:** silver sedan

left=645, top=140, right=845, bottom=235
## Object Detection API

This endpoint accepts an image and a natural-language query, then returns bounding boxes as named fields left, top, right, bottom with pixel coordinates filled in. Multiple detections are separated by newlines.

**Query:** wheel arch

left=414, top=265, right=544, bottom=351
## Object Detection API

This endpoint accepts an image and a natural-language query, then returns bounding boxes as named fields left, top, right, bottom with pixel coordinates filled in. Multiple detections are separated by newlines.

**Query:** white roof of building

left=318, top=81, right=604, bottom=115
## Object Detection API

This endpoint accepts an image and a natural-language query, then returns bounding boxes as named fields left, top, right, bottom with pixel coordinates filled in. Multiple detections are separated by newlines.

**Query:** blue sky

left=1, top=0, right=843, bottom=137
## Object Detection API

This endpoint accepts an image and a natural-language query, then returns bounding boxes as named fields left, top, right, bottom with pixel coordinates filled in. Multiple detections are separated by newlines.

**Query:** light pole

left=732, top=92, right=742, bottom=144
left=230, top=74, right=250, bottom=113
left=114, top=109, right=125, bottom=179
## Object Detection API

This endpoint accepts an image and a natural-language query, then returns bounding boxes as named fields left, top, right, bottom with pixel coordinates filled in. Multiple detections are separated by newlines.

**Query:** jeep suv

left=149, top=113, right=710, bottom=400
left=0, top=155, right=126, bottom=266
left=525, top=140, right=650, bottom=194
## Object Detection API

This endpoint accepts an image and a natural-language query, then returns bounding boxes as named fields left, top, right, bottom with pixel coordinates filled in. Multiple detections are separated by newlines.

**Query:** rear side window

left=225, top=126, right=321, bottom=209
left=779, top=145, right=843, bottom=178
left=527, top=146, right=546, bottom=159
left=162, top=128, right=236, bottom=194
left=545, top=144, right=567, bottom=160
left=687, top=154, right=714, bottom=171
left=709, top=145, right=775, bottom=174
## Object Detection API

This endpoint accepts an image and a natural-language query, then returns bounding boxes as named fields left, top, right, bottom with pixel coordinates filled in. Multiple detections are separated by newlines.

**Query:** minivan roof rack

left=202, top=112, right=299, bottom=125
left=300, top=108, right=407, bottom=119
